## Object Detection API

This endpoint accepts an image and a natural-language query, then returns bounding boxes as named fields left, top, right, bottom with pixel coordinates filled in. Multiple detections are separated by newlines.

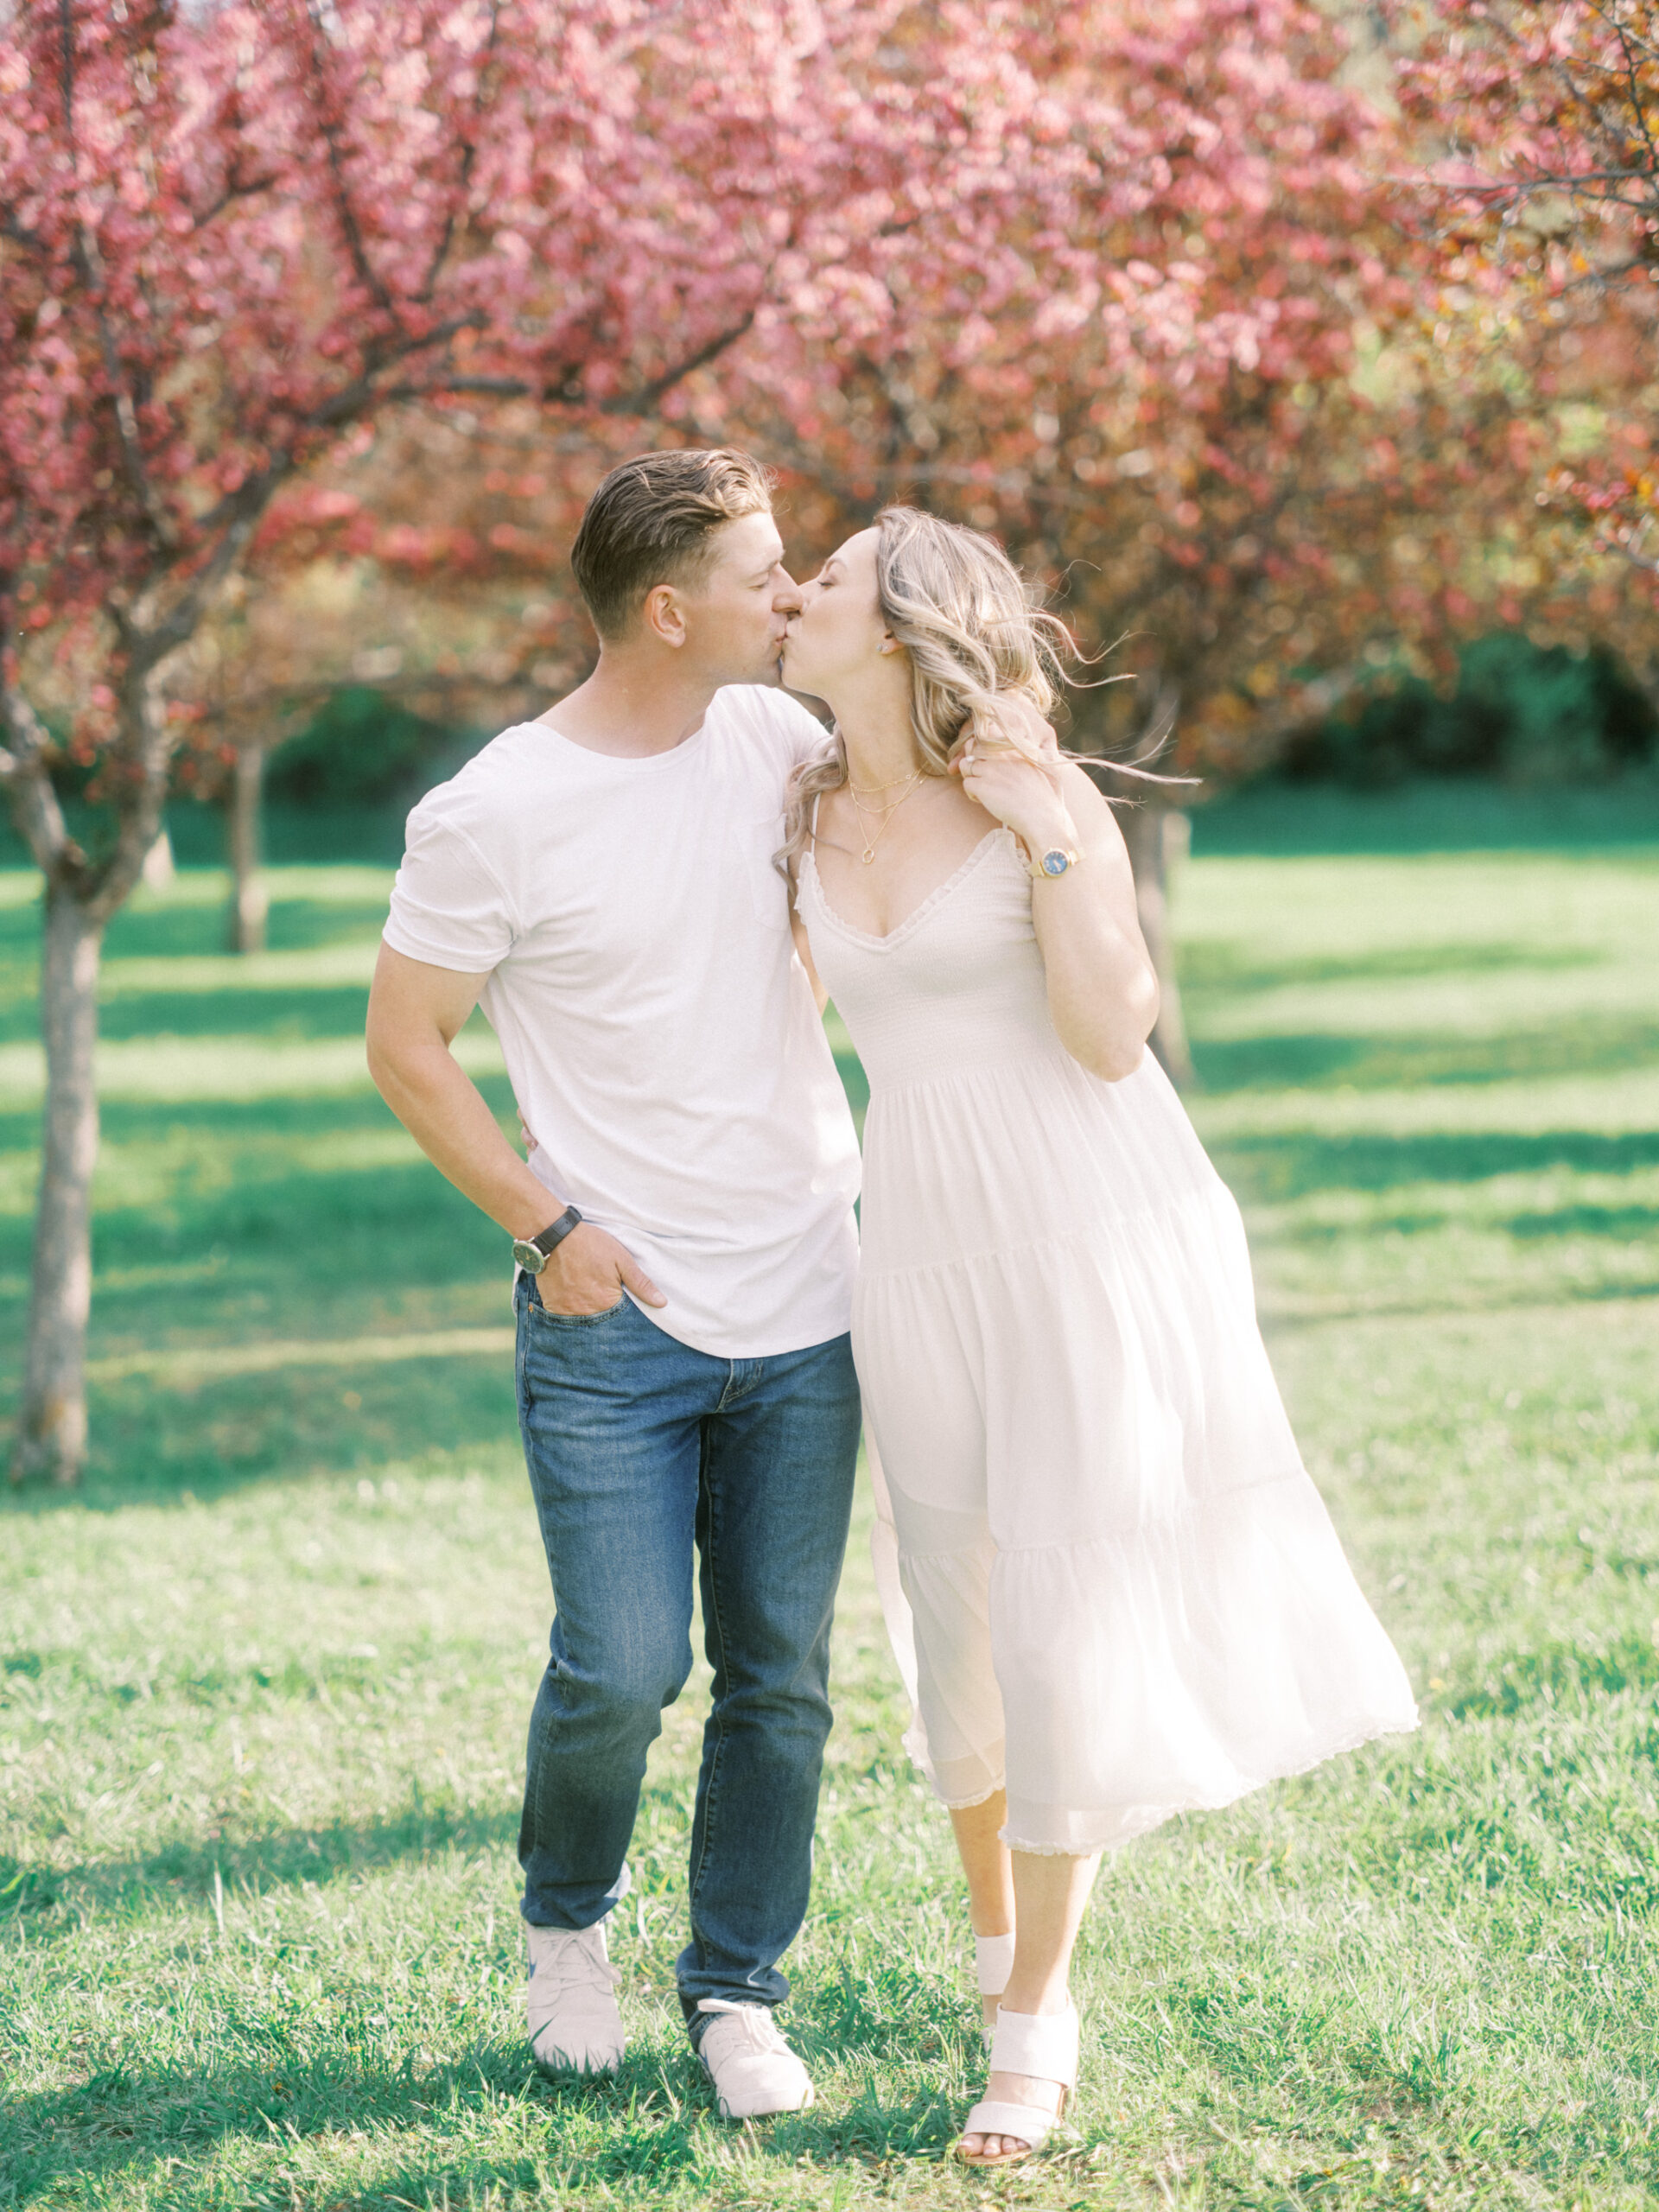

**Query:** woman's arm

left=786, top=859, right=830, bottom=1013
left=791, top=903, right=830, bottom=1014
left=955, top=747, right=1159, bottom=1081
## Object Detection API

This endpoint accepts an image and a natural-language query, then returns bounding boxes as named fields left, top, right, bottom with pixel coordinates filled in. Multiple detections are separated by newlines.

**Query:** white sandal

left=974, top=1931, right=1015, bottom=2039
left=957, top=2001, right=1079, bottom=2167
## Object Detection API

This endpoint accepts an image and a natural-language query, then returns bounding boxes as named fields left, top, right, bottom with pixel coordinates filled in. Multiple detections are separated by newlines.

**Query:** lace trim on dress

left=938, top=1779, right=1007, bottom=1811
left=801, top=828, right=1015, bottom=950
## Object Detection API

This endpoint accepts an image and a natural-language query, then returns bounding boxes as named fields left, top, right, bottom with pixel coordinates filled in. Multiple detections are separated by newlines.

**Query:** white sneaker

left=696, top=1999, right=816, bottom=2118
left=526, top=1920, right=625, bottom=2075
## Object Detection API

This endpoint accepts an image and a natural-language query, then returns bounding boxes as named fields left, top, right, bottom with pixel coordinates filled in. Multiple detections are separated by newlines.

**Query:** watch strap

left=529, top=1205, right=583, bottom=1258
left=1027, top=845, right=1083, bottom=880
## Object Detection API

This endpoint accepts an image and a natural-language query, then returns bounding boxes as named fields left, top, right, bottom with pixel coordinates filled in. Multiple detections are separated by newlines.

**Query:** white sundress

left=798, top=823, right=1418, bottom=1856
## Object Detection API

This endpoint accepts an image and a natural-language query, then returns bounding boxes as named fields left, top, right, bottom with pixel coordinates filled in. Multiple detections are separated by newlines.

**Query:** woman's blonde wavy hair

left=779, top=505, right=1077, bottom=870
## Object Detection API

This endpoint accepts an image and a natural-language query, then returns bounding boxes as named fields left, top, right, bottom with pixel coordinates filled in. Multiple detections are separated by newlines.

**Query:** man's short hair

left=569, top=448, right=775, bottom=639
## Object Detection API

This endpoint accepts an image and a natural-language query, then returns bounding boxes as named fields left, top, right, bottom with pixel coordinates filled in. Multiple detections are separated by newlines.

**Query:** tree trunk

left=11, top=885, right=104, bottom=1487
left=1121, top=801, right=1196, bottom=1089
left=226, top=742, right=269, bottom=955
left=141, top=828, right=175, bottom=895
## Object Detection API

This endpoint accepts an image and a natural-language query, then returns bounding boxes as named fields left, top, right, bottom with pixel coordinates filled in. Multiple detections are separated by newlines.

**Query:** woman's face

left=780, top=527, right=889, bottom=699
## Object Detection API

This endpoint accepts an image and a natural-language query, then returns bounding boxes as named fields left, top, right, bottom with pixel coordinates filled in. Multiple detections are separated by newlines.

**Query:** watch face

left=1041, top=849, right=1070, bottom=876
left=511, top=1240, right=543, bottom=1271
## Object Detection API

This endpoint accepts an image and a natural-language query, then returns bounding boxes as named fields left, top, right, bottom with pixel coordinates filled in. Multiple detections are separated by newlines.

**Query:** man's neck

left=538, top=645, right=719, bottom=759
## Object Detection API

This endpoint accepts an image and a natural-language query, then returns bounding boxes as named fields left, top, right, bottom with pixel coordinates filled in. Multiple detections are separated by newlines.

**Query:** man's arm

left=365, top=943, right=664, bottom=1313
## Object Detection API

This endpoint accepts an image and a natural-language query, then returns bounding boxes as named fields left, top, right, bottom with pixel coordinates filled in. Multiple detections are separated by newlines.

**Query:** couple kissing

left=365, top=448, right=1416, bottom=2167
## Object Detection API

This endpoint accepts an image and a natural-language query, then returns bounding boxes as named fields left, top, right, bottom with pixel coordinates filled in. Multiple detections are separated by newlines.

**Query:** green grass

left=2, top=794, right=1658, bottom=2209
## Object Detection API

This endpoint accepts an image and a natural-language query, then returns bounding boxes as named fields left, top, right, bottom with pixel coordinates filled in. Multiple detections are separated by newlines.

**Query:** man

left=365, top=449, right=862, bottom=2119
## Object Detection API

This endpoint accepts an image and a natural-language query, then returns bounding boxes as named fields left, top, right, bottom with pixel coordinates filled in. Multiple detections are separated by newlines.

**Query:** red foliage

left=1, top=1, right=906, bottom=754
left=215, top=0, right=1647, bottom=784
left=12, top=0, right=1651, bottom=1480
left=1389, top=0, right=1659, bottom=617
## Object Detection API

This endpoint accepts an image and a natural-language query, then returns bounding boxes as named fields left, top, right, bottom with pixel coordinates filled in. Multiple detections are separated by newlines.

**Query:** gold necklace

left=849, top=766, right=924, bottom=799
left=849, top=772, right=923, bottom=864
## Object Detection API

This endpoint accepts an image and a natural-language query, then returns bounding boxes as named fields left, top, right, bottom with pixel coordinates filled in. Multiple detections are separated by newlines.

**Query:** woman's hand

left=954, top=725, right=1077, bottom=855
left=962, top=691, right=1061, bottom=767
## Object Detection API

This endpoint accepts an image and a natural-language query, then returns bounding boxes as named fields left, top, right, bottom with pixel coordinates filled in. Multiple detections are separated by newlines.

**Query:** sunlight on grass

left=3, top=804, right=1658, bottom=2209
left=0, top=1019, right=504, bottom=1107
left=87, top=1325, right=517, bottom=1384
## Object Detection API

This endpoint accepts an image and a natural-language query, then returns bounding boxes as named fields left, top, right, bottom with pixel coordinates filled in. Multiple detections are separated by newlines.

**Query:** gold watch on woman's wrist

left=1026, top=844, right=1083, bottom=881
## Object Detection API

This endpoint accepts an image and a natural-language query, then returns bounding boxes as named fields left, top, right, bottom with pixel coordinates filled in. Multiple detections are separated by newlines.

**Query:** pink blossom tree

left=1388, top=0, right=1659, bottom=616
left=700, top=0, right=1478, bottom=1074
left=14, top=0, right=1586, bottom=1484
left=0, top=0, right=918, bottom=1483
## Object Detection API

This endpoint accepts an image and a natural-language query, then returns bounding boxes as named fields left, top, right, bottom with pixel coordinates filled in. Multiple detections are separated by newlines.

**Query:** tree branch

left=379, top=308, right=760, bottom=416
left=0, top=680, right=77, bottom=881
left=79, top=241, right=181, bottom=555
left=54, top=0, right=179, bottom=556
left=1, top=207, right=47, bottom=253
left=134, top=455, right=297, bottom=671
left=86, top=677, right=175, bottom=925
left=416, top=0, right=502, bottom=302
left=302, top=1, right=404, bottom=329
left=1437, top=166, right=1657, bottom=197
left=190, top=166, right=282, bottom=232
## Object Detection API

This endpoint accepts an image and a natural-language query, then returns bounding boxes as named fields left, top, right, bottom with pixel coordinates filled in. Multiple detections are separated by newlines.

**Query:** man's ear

left=643, top=582, right=688, bottom=649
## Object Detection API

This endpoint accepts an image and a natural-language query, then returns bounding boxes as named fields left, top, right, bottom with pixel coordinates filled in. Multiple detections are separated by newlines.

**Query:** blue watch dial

left=1041, top=849, right=1071, bottom=876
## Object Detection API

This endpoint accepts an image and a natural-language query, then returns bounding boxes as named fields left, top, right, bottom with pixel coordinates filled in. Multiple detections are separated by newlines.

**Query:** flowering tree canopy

left=225, top=1, right=1467, bottom=773
left=1390, top=0, right=1659, bottom=608
left=0, top=0, right=929, bottom=1481
left=237, top=0, right=1637, bottom=785
left=162, top=0, right=1638, bottom=1083
left=7, top=0, right=1636, bottom=1481
left=1, top=0, right=918, bottom=869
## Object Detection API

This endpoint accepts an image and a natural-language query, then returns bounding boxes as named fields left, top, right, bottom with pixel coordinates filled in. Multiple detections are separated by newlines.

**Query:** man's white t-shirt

left=382, top=684, right=860, bottom=1360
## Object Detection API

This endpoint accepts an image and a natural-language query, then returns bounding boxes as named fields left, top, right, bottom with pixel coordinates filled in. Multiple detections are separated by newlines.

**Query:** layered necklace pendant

left=850, top=769, right=924, bottom=864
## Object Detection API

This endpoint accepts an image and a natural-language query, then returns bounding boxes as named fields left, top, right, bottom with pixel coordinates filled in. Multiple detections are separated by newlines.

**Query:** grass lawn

left=2, top=784, right=1657, bottom=2210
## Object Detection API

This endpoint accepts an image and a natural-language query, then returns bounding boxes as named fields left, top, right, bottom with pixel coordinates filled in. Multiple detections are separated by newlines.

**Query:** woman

left=779, top=508, right=1417, bottom=2168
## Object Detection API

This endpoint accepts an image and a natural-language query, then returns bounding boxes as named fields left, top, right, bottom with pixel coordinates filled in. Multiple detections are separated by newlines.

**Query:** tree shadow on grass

left=1180, top=937, right=1599, bottom=995
left=0, top=1350, right=520, bottom=1513
left=3, top=2029, right=963, bottom=2208
left=0, top=980, right=378, bottom=1048
left=0, top=1302, right=524, bottom=1516
left=85, top=1153, right=508, bottom=1291
left=1185, top=772, right=1659, bottom=855
left=0, top=1799, right=521, bottom=1934
left=0, top=886, right=391, bottom=967
left=1246, top=1194, right=1659, bottom=1250
left=0, top=1085, right=520, bottom=1512
left=98, top=982, right=378, bottom=1045
left=1211, top=1128, right=1659, bottom=1205
left=100, top=893, right=391, bottom=963
left=1192, top=1014, right=1659, bottom=1096
left=0, top=1086, right=518, bottom=1214
left=3, top=2042, right=552, bottom=2209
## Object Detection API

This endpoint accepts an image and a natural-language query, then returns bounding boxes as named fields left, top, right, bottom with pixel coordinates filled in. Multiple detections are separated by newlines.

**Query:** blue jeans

left=513, top=1274, right=861, bottom=2025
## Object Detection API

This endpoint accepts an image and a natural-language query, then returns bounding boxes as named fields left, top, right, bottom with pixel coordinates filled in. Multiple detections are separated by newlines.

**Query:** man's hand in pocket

left=534, top=1223, right=665, bottom=1314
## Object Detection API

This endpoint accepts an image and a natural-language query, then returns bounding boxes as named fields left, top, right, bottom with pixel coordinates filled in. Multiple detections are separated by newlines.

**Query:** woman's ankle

left=998, top=1980, right=1072, bottom=2018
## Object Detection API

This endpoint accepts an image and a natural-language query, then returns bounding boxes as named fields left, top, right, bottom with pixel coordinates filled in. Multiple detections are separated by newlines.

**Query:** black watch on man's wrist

left=511, top=1205, right=583, bottom=1274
